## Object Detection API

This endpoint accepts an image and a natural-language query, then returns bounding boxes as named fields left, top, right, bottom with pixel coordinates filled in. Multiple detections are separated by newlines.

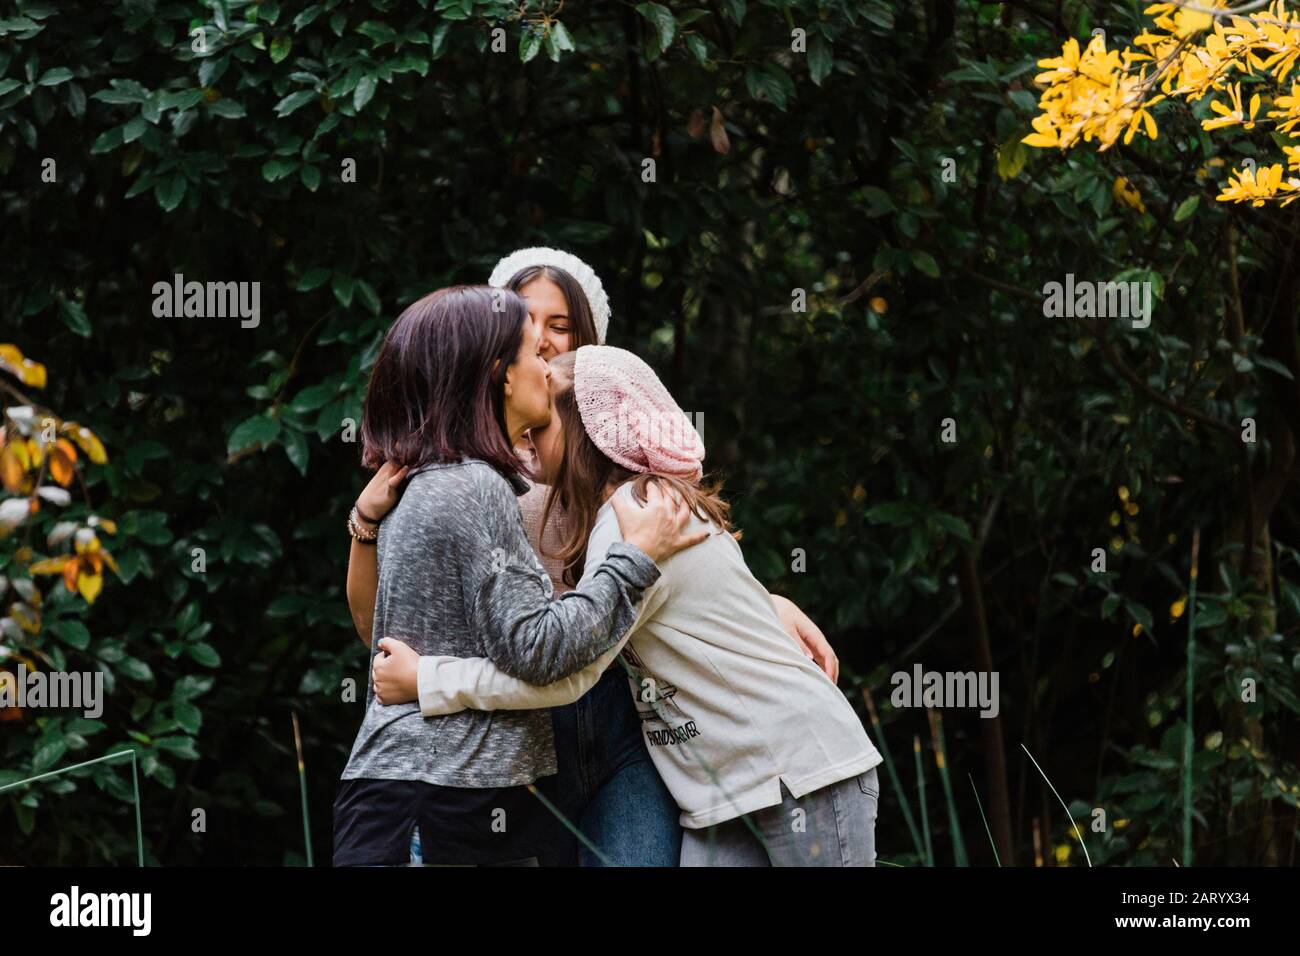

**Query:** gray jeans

left=680, top=768, right=880, bottom=867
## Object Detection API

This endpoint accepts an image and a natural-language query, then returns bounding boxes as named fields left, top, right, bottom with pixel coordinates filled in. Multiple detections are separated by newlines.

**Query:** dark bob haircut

left=360, top=284, right=529, bottom=483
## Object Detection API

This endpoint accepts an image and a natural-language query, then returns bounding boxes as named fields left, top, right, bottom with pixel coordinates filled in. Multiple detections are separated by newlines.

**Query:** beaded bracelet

left=347, top=506, right=379, bottom=544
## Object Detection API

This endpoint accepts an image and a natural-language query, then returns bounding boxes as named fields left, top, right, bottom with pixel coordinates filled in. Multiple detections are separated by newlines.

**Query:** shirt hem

left=340, top=764, right=558, bottom=789
left=678, top=749, right=883, bottom=830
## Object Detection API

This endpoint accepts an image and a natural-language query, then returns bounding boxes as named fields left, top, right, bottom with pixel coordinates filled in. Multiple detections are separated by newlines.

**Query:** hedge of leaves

left=1, top=0, right=1297, bottom=865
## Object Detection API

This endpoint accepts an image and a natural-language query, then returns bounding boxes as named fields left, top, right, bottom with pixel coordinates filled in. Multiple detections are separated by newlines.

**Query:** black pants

left=332, top=776, right=567, bottom=866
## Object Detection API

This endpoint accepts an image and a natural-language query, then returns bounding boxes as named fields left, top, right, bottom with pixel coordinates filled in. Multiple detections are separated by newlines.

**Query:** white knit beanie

left=488, top=247, right=611, bottom=344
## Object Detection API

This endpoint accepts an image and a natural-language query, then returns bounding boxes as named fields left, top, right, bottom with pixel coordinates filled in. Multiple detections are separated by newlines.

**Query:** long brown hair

left=506, top=265, right=600, bottom=348
left=360, top=285, right=529, bottom=485
left=539, top=352, right=734, bottom=586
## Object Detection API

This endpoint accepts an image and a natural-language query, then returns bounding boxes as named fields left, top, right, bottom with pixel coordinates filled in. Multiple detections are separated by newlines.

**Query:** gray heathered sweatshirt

left=340, top=459, right=660, bottom=788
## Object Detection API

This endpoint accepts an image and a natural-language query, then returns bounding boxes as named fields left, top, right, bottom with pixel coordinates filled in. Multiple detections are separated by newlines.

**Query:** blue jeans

left=537, top=663, right=682, bottom=867
left=679, top=768, right=881, bottom=867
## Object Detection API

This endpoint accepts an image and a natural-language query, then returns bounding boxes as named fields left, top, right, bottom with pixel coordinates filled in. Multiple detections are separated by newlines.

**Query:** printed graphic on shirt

left=618, top=646, right=702, bottom=748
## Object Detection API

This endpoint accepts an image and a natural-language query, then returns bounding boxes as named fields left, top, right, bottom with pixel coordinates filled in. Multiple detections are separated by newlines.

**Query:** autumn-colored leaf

left=91, top=516, right=117, bottom=535
left=0, top=344, right=47, bottom=389
left=64, top=423, right=107, bottom=465
left=11, top=602, right=41, bottom=633
left=77, top=571, right=103, bottom=604
left=710, top=106, right=731, bottom=155
left=49, top=439, right=77, bottom=487
left=687, top=108, right=707, bottom=139
left=0, top=444, right=26, bottom=492
left=28, top=557, right=68, bottom=575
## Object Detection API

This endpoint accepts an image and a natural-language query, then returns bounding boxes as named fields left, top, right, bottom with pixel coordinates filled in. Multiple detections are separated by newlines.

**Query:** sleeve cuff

left=603, top=541, right=662, bottom=589
left=417, top=655, right=446, bottom=717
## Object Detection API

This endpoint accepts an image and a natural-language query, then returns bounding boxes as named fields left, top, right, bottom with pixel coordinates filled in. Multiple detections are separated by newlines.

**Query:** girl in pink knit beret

left=373, top=343, right=885, bottom=866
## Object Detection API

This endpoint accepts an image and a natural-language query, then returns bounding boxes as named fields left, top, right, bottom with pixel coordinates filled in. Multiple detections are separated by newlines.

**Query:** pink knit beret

left=572, top=346, right=705, bottom=480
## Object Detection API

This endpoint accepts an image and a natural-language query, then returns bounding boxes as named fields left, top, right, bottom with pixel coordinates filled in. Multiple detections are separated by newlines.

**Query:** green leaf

left=744, top=63, right=795, bottom=110
left=274, top=90, right=316, bottom=117
left=162, top=89, right=205, bottom=112
left=332, top=273, right=355, bottom=308
left=685, top=34, right=708, bottom=65
left=122, top=116, right=148, bottom=143
left=911, top=250, right=941, bottom=278
left=173, top=675, right=214, bottom=700
left=90, top=126, right=123, bottom=154
left=59, top=300, right=92, bottom=337
left=262, top=158, right=298, bottom=182
left=290, top=382, right=339, bottom=413
left=49, top=620, right=91, bottom=649
left=270, top=35, right=293, bottom=64
left=552, top=21, right=575, bottom=52
left=0, top=79, right=22, bottom=97
left=0, top=17, right=40, bottom=36
left=118, top=657, right=154, bottom=682
left=155, top=174, right=186, bottom=212
left=636, top=2, right=675, bottom=50
left=283, top=428, right=309, bottom=476
left=175, top=600, right=201, bottom=636
left=1173, top=195, right=1200, bottom=222
left=38, top=67, right=73, bottom=86
left=208, top=98, right=245, bottom=119
left=519, top=29, right=541, bottom=63
left=174, top=701, right=203, bottom=735
left=155, top=735, right=200, bottom=760
left=228, top=414, right=282, bottom=455
left=808, top=35, right=832, bottom=86
left=300, top=164, right=321, bottom=192
left=431, top=21, right=451, bottom=58
left=997, top=140, right=1028, bottom=180
left=187, top=643, right=222, bottom=667
left=295, top=267, right=331, bottom=292
left=353, top=75, right=377, bottom=111
left=294, top=5, right=324, bottom=31
left=356, top=21, right=398, bottom=45
left=33, top=738, right=68, bottom=773
left=355, top=278, right=381, bottom=315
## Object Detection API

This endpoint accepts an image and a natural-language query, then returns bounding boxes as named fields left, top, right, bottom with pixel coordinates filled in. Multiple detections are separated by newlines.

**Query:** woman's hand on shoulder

left=613, top=481, right=708, bottom=565
left=372, top=637, right=419, bottom=705
left=356, top=461, right=410, bottom=527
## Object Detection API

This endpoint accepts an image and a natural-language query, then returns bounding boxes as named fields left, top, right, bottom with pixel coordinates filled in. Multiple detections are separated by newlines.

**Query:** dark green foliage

left=1, top=0, right=1296, bottom=866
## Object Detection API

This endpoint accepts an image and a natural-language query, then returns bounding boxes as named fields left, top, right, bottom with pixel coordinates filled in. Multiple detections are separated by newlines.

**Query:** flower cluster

left=1022, top=34, right=1163, bottom=151
left=1, top=342, right=114, bottom=652
left=1024, top=1, right=1300, bottom=205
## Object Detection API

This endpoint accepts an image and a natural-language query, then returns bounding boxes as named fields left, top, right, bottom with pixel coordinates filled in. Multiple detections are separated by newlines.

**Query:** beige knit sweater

left=417, top=482, right=882, bottom=829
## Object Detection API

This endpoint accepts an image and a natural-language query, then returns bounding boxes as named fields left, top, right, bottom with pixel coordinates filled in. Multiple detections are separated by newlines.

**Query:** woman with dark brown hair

left=373, top=346, right=885, bottom=867
left=333, top=285, right=704, bottom=866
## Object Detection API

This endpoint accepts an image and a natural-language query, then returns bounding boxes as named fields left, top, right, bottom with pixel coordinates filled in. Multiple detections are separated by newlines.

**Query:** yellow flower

left=1217, top=162, right=1300, bottom=206
left=1027, top=4, right=1300, bottom=205
left=1114, top=176, right=1147, bottom=212
left=1203, top=83, right=1260, bottom=131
